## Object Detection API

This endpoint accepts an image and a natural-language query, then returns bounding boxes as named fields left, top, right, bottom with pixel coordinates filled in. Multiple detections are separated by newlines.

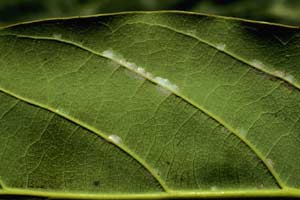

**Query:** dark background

left=0, top=0, right=299, bottom=27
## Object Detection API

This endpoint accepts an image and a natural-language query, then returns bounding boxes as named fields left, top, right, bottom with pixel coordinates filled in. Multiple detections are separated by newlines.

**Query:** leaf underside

left=0, top=11, right=300, bottom=199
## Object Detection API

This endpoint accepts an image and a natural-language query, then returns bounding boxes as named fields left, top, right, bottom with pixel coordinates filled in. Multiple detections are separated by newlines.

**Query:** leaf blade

left=0, top=11, right=300, bottom=198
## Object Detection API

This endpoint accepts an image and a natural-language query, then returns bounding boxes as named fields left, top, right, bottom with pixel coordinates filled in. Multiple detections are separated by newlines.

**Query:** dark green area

left=0, top=0, right=299, bottom=27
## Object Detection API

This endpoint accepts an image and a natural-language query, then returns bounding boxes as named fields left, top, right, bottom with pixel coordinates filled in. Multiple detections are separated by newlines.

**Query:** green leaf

left=0, top=11, right=300, bottom=199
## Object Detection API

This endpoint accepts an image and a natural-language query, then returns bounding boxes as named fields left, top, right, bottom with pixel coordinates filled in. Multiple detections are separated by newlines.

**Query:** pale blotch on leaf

left=132, top=67, right=154, bottom=79
left=266, top=158, right=274, bottom=168
left=273, top=70, right=286, bottom=78
left=108, top=134, right=122, bottom=145
left=102, top=49, right=116, bottom=60
left=236, top=127, right=248, bottom=138
left=249, top=60, right=297, bottom=87
left=137, top=67, right=146, bottom=74
left=273, top=71, right=298, bottom=87
left=55, top=107, right=69, bottom=116
left=145, top=72, right=154, bottom=79
left=134, top=67, right=151, bottom=80
left=216, top=43, right=226, bottom=51
left=250, top=59, right=266, bottom=70
left=153, top=77, right=178, bottom=92
left=186, top=29, right=197, bottom=36
left=109, top=60, right=121, bottom=69
left=52, top=34, right=62, bottom=39
left=102, top=49, right=138, bottom=71
left=102, top=49, right=179, bottom=92
left=156, top=85, right=172, bottom=96
left=124, top=61, right=138, bottom=70
left=124, top=70, right=145, bottom=81
left=210, top=186, right=217, bottom=191
left=285, top=74, right=295, bottom=83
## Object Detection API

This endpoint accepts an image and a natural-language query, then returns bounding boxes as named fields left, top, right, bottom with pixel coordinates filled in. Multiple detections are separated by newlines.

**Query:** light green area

left=0, top=11, right=299, bottom=199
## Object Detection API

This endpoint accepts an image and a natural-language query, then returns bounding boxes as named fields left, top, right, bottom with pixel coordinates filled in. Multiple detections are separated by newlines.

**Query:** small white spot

left=154, top=76, right=178, bottom=92
left=250, top=59, right=265, bottom=70
left=266, top=158, right=274, bottom=168
left=53, top=34, right=62, bottom=39
left=216, top=43, right=226, bottom=51
left=211, top=186, right=217, bottom=191
left=108, top=134, right=122, bottom=144
left=285, top=74, right=295, bottom=83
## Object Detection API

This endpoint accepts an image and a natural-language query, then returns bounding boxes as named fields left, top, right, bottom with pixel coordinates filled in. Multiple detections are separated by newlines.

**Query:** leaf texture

left=0, top=11, right=300, bottom=199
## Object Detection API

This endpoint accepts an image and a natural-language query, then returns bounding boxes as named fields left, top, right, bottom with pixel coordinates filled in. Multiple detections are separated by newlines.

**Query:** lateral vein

left=131, top=21, right=300, bottom=91
left=0, top=33, right=285, bottom=188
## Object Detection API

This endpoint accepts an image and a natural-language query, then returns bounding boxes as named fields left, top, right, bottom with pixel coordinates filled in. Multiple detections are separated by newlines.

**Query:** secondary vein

left=132, top=21, right=300, bottom=91
left=0, top=33, right=285, bottom=189
left=0, top=88, right=169, bottom=192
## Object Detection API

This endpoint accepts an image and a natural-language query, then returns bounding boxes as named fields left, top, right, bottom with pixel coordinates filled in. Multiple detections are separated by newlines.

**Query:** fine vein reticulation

left=0, top=33, right=283, bottom=191
left=0, top=32, right=284, bottom=188
left=0, top=11, right=300, bottom=199
left=130, top=21, right=300, bottom=91
left=0, top=88, right=169, bottom=191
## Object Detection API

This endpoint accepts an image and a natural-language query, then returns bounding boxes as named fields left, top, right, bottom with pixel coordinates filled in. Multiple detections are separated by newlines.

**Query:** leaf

left=0, top=11, right=300, bottom=199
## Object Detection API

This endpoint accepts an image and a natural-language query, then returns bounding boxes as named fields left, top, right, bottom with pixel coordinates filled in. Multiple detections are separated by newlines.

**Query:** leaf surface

left=0, top=11, right=300, bottom=199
